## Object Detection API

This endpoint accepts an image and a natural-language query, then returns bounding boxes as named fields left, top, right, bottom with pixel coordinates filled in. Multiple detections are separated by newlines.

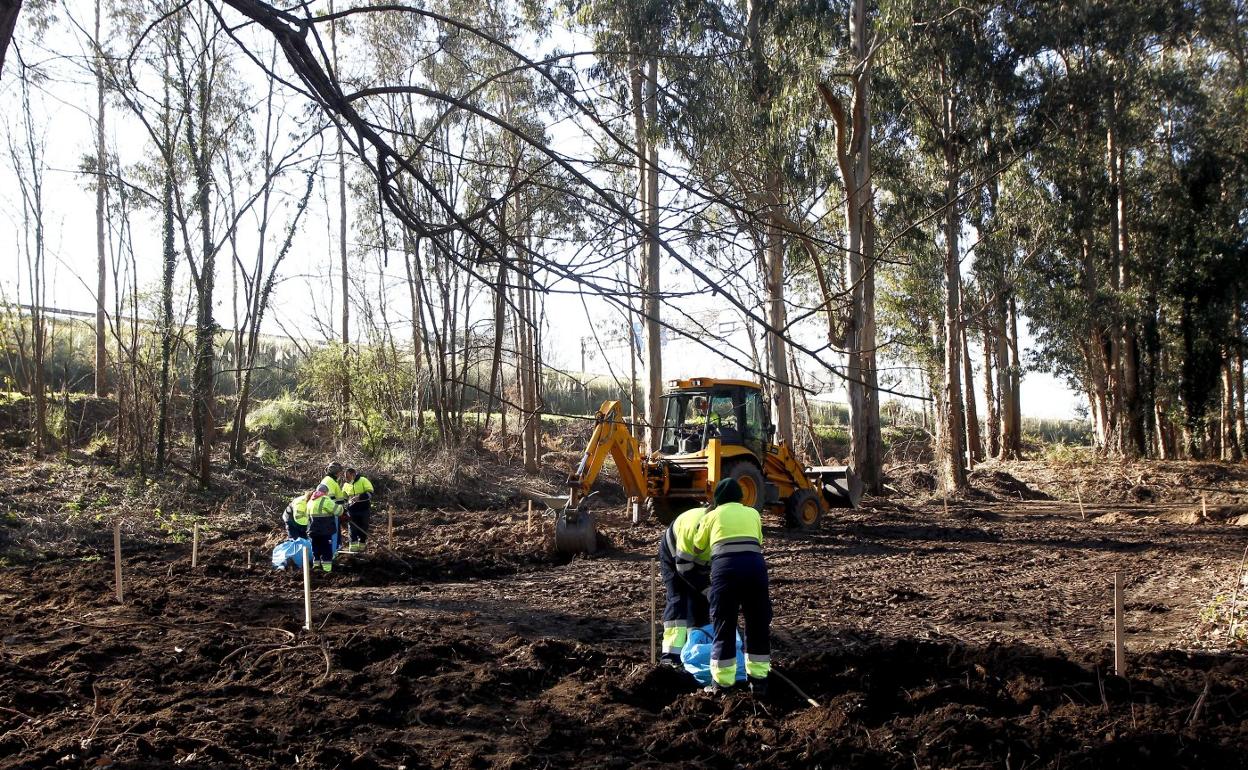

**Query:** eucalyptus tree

left=879, top=0, right=1025, bottom=492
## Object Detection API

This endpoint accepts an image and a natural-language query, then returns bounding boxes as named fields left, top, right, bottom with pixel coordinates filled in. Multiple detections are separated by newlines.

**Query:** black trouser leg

left=659, top=536, right=689, bottom=658
left=309, top=517, right=336, bottom=562
left=348, top=501, right=371, bottom=544
left=709, top=560, right=742, bottom=686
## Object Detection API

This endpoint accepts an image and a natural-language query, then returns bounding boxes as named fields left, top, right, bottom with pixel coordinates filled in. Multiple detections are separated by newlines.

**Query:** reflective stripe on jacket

left=307, top=495, right=339, bottom=518
left=691, top=501, right=763, bottom=559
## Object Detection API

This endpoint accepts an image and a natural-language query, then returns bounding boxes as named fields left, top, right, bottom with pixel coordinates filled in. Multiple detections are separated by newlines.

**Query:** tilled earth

left=2, top=495, right=1248, bottom=768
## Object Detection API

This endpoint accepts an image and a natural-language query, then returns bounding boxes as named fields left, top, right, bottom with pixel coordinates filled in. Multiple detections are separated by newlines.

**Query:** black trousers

left=308, top=516, right=337, bottom=562
left=709, top=551, right=772, bottom=684
left=658, top=535, right=710, bottom=655
left=347, top=500, right=371, bottom=543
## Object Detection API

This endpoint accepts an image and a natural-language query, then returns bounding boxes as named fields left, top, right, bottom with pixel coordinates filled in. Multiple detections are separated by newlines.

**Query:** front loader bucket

left=807, top=465, right=863, bottom=509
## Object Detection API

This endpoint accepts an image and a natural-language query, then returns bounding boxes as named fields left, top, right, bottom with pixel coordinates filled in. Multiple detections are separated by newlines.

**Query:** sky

left=0, top=4, right=1084, bottom=421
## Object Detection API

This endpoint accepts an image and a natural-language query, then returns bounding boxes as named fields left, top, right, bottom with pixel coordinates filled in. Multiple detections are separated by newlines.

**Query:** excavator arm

left=543, top=400, right=648, bottom=555
left=566, top=400, right=647, bottom=508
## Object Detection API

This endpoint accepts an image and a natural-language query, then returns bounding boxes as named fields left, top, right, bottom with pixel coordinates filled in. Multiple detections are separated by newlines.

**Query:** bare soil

left=3, top=460, right=1248, bottom=768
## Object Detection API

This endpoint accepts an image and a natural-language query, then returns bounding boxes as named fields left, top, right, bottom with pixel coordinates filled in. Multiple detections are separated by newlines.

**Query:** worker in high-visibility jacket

left=342, top=467, right=375, bottom=553
left=282, top=490, right=313, bottom=539
left=317, top=462, right=346, bottom=507
left=658, top=504, right=711, bottom=665
left=691, top=477, right=772, bottom=695
left=306, top=489, right=341, bottom=572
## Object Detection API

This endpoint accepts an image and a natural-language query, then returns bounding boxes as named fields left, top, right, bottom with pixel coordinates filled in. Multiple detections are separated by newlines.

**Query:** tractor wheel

left=644, top=497, right=680, bottom=526
left=784, top=488, right=824, bottom=530
left=554, top=510, right=598, bottom=555
left=725, top=461, right=767, bottom=513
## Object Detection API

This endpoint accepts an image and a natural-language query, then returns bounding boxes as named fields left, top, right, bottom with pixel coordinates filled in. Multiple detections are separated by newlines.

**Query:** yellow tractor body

left=549, top=378, right=861, bottom=553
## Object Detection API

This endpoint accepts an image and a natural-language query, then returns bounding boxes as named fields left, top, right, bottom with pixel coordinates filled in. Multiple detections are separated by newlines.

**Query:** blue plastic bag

left=680, top=624, right=747, bottom=686
left=271, top=537, right=312, bottom=569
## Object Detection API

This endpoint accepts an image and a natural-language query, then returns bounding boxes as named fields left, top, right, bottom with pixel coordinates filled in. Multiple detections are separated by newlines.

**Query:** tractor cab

left=659, top=379, right=769, bottom=458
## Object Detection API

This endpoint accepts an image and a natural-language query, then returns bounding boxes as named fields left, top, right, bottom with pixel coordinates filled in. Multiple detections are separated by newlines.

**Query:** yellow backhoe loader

left=541, top=378, right=862, bottom=553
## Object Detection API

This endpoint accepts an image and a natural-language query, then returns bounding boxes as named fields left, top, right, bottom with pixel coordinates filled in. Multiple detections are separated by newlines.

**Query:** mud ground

left=3, top=467, right=1248, bottom=768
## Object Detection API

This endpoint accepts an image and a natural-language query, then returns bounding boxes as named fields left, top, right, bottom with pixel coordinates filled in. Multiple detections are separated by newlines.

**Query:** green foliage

left=246, top=393, right=315, bottom=446
left=254, top=440, right=280, bottom=466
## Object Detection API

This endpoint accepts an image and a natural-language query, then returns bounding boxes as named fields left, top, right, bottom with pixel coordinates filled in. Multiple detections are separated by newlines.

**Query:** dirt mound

left=969, top=468, right=1052, bottom=501
left=886, top=466, right=937, bottom=496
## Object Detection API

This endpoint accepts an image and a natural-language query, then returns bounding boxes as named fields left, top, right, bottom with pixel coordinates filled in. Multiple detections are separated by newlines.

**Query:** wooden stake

left=246, top=549, right=252, bottom=569
left=1076, top=483, right=1086, bottom=520
left=1114, top=572, right=1126, bottom=676
left=1227, top=544, right=1248, bottom=642
left=191, top=524, right=200, bottom=568
left=942, top=487, right=950, bottom=517
left=387, top=508, right=394, bottom=547
left=649, top=558, right=657, bottom=665
left=113, top=520, right=123, bottom=604
left=527, top=500, right=534, bottom=533
left=1201, top=495, right=1208, bottom=521
left=302, top=544, right=313, bottom=632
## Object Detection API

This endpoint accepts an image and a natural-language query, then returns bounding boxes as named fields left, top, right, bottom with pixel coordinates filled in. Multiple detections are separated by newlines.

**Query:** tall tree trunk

left=1237, top=302, right=1247, bottom=457
left=1223, top=357, right=1241, bottom=461
left=93, top=0, right=108, bottom=398
left=981, top=313, right=1000, bottom=459
left=1007, top=295, right=1023, bottom=457
left=643, top=54, right=663, bottom=452
left=962, top=317, right=982, bottom=464
left=629, top=51, right=646, bottom=443
left=821, top=0, right=883, bottom=493
left=332, top=5, right=349, bottom=442
left=188, top=65, right=216, bottom=487
left=156, top=79, right=175, bottom=473
left=938, top=66, right=967, bottom=493
left=766, top=173, right=793, bottom=447
left=1107, top=112, right=1144, bottom=457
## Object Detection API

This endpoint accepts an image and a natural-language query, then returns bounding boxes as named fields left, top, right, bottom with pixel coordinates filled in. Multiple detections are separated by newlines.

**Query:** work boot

left=659, top=653, right=682, bottom=668
left=748, top=676, right=769, bottom=698
left=322, top=562, right=333, bottom=573
left=349, top=542, right=364, bottom=553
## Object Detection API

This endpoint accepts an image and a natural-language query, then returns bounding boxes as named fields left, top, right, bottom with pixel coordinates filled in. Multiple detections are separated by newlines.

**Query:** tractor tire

left=784, top=488, right=824, bottom=530
left=644, top=497, right=680, bottom=526
left=725, top=461, right=767, bottom=513
left=554, top=510, right=598, bottom=555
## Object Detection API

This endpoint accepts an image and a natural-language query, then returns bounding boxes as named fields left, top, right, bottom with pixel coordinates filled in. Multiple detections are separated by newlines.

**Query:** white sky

left=0, top=5, right=1083, bottom=421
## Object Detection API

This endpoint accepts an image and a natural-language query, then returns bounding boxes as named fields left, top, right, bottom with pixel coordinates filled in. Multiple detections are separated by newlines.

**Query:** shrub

left=246, top=394, right=314, bottom=445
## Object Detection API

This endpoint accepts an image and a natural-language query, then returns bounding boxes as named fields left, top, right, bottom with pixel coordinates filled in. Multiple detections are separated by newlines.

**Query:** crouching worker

left=658, top=504, right=711, bottom=666
left=342, top=467, right=375, bottom=553
left=282, top=491, right=313, bottom=539
left=306, top=490, right=340, bottom=572
left=692, top=478, right=772, bottom=695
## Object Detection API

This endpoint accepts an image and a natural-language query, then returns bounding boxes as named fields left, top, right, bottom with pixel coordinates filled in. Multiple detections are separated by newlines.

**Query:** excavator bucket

left=806, top=465, right=863, bottom=509
left=554, top=508, right=598, bottom=555
left=523, top=490, right=599, bottom=555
